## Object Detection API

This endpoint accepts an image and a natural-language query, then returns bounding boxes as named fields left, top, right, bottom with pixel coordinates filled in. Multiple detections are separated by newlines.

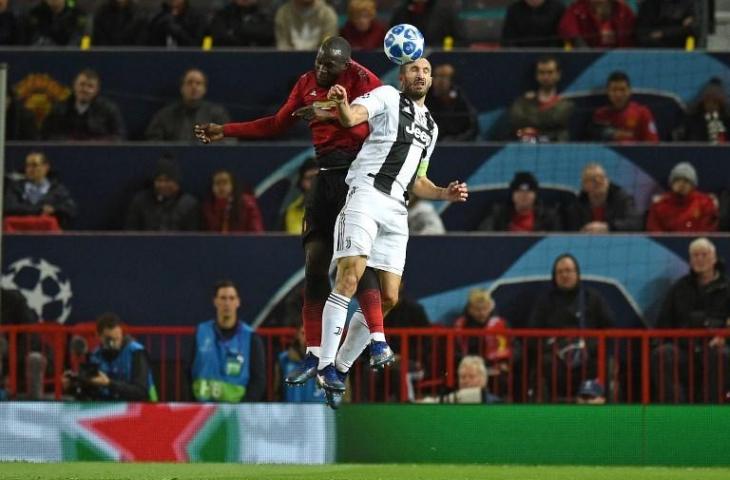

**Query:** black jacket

left=145, top=100, right=230, bottom=142
left=4, top=176, right=78, bottom=228
left=92, top=0, right=148, bottom=46
left=477, top=201, right=561, bottom=232
left=6, top=100, right=39, bottom=141
left=501, top=0, right=565, bottom=47
left=390, top=0, right=463, bottom=47
left=636, top=0, right=695, bottom=48
left=25, top=2, right=86, bottom=46
left=529, top=286, right=615, bottom=330
left=681, top=108, right=730, bottom=142
left=43, top=95, right=126, bottom=141
left=146, top=2, right=206, bottom=47
left=208, top=2, right=275, bottom=47
left=0, top=10, right=22, bottom=45
left=656, top=267, right=730, bottom=329
left=125, top=189, right=201, bottom=231
left=563, top=183, right=641, bottom=231
left=425, top=85, right=478, bottom=141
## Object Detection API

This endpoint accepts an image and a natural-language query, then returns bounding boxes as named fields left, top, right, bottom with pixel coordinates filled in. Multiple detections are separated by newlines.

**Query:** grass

left=2, top=463, right=730, bottom=480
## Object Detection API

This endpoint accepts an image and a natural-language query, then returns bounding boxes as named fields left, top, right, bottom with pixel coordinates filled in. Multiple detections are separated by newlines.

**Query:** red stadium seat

left=3, top=215, right=62, bottom=232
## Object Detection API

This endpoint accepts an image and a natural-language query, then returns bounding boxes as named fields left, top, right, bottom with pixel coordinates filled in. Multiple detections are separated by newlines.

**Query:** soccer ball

left=1, top=257, right=73, bottom=324
left=383, top=24, right=425, bottom=65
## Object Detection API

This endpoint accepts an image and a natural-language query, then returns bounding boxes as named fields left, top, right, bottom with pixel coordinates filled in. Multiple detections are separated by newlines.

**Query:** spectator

left=274, top=0, right=337, bottom=51
left=589, top=71, right=659, bottom=143
left=390, top=0, right=462, bottom=48
left=508, top=56, right=574, bottom=142
left=145, top=68, right=230, bottom=142
left=501, top=0, right=565, bottom=48
left=124, top=154, right=201, bottom=231
left=477, top=171, right=561, bottom=232
left=576, top=378, right=606, bottom=404
left=646, top=162, right=718, bottom=233
left=202, top=169, right=264, bottom=232
left=43, top=68, right=126, bottom=141
left=340, top=0, right=387, bottom=50
left=652, top=237, right=730, bottom=403
left=147, top=0, right=205, bottom=47
left=528, top=254, right=615, bottom=400
left=283, top=157, right=318, bottom=234
left=5, top=88, right=38, bottom=140
left=274, top=322, right=323, bottom=402
left=408, top=196, right=445, bottom=234
left=563, top=163, right=641, bottom=232
left=191, top=280, right=266, bottom=402
left=421, top=356, right=502, bottom=404
left=0, top=0, right=22, bottom=45
left=559, top=0, right=635, bottom=48
left=4, top=151, right=77, bottom=229
left=63, top=313, right=157, bottom=401
left=25, top=0, right=87, bottom=46
left=453, top=288, right=511, bottom=365
left=636, top=0, right=694, bottom=48
left=425, top=63, right=478, bottom=142
left=208, top=0, right=274, bottom=47
left=92, top=0, right=147, bottom=46
left=681, top=78, right=729, bottom=143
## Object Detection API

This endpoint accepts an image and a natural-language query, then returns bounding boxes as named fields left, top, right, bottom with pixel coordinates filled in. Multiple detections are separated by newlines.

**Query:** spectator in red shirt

left=559, top=0, right=635, bottom=48
left=202, top=169, right=264, bottom=233
left=646, top=162, right=718, bottom=233
left=589, top=71, right=659, bottom=143
left=340, top=0, right=387, bottom=50
left=477, top=171, right=561, bottom=232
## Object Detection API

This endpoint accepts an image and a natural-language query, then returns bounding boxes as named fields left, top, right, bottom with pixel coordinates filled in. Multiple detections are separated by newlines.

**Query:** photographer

left=64, top=313, right=157, bottom=401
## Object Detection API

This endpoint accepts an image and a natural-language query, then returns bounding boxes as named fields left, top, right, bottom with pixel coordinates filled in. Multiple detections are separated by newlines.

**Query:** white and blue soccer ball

left=383, top=24, right=424, bottom=65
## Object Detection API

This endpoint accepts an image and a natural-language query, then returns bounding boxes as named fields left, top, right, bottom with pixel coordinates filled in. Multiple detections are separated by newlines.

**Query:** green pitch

left=2, top=463, right=730, bottom=480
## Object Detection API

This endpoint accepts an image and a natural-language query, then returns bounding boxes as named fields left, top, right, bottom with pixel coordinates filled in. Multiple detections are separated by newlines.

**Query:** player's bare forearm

left=328, top=84, right=368, bottom=127
left=412, top=177, right=468, bottom=202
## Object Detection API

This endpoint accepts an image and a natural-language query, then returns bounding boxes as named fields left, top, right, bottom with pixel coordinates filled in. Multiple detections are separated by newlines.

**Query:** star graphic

left=24, top=281, right=52, bottom=318
left=80, top=404, right=216, bottom=461
left=37, top=259, right=61, bottom=279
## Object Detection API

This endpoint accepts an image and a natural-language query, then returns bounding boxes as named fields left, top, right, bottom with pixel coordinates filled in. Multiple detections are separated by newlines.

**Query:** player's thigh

left=331, top=191, right=379, bottom=261
left=368, top=207, right=409, bottom=276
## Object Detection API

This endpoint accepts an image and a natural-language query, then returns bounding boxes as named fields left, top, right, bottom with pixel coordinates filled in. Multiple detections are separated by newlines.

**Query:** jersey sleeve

left=416, top=124, right=439, bottom=177
left=640, top=107, right=660, bottom=143
left=222, top=75, right=304, bottom=138
left=352, top=85, right=396, bottom=121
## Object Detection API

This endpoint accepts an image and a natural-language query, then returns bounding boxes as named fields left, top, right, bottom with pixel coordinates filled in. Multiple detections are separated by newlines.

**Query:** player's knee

left=381, top=290, right=399, bottom=316
left=334, top=261, right=361, bottom=297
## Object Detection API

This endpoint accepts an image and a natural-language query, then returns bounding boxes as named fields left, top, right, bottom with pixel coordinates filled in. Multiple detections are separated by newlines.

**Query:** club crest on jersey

left=405, top=122, right=432, bottom=146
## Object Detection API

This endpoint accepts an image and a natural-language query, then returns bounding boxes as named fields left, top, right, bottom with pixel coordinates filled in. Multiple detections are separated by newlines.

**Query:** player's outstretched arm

left=328, top=84, right=369, bottom=127
left=412, top=177, right=468, bottom=202
left=194, top=123, right=225, bottom=144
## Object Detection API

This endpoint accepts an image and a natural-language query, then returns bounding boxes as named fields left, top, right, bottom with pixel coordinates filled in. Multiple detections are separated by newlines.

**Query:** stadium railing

left=1, top=324, right=728, bottom=404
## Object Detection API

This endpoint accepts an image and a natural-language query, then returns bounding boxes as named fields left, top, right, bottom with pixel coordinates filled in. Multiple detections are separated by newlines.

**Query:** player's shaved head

left=320, top=36, right=352, bottom=63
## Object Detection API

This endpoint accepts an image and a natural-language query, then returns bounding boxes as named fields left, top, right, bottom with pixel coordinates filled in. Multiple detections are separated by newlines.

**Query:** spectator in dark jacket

left=202, top=169, right=264, bottom=232
left=528, top=253, right=615, bottom=401
left=390, top=0, right=462, bottom=47
left=636, top=0, right=695, bottom=48
left=478, top=171, right=561, bottom=232
left=92, top=0, right=147, bottom=46
left=25, top=0, right=87, bottom=46
left=0, top=0, right=23, bottom=45
left=146, top=0, right=205, bottom=47
left=145, top=68, right=230, bottom=142
left=4, top=151, right=77, bottom=228
left=209, top=0, right=275, bottom=47
left=681, top=78, right=729, bottom=144
left=501, top=0, right=565, bottom=47
left=652, top=237, right=730, bottom=403
left=125, top=154, right=200, bottom=231
left=563, top=163, right=641, bottom=232
left=425, top=64, right=477, bottom=142
left=43, top=68, right=126, bottom=141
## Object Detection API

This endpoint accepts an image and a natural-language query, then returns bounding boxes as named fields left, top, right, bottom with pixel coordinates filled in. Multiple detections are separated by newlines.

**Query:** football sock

left=302, top=296, right=324, bottom=354
left=335, top=308, right=370, bottom=372
left=318, top=292, right=351, bottom=370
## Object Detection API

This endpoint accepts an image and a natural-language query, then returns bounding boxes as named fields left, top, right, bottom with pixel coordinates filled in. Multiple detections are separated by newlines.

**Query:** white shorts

left=332, top=184, right=409, bottom=276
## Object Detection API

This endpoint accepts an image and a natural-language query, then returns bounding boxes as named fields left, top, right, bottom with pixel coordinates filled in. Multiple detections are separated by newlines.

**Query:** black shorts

left=302, top=167, right=349, bottom=248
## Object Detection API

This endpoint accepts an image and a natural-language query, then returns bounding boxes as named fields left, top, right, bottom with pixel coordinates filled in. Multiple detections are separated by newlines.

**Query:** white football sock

left=335, top=309, right=371, bottom=373
left=318, top=292, right=351, bottom=370
left=305, top=346, right=321, bottom=357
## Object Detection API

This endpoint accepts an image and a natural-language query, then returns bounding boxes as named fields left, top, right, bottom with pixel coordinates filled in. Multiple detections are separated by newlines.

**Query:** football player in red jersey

left=194, top=37, right=394, bottom=393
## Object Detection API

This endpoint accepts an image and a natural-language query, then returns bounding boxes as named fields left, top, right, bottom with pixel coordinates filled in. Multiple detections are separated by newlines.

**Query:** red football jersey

left=592, top=101, right=660, bottom=143
left=223, top=60, right=381, bottom=164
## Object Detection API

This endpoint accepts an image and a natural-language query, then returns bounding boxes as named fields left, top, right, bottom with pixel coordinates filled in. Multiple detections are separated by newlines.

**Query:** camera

left=65, top=362, right=101, bottom=399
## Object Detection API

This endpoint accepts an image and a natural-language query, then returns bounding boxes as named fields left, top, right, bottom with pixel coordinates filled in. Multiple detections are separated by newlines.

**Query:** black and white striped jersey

left=346, top=85, right=439, bottom=201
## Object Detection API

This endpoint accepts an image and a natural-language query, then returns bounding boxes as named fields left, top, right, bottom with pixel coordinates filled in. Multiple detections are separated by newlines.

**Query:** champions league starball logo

left=1, top=258, right=73, bottom=324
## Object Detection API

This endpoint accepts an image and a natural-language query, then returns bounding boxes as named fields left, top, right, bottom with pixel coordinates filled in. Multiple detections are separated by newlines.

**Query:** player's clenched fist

left=194, top=123, right=225, bottom=144
left=327, top=84, right=348, bottom=104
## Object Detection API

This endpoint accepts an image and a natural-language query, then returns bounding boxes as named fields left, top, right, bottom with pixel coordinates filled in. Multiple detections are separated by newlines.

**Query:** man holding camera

left=64, top=313, right=157, bottom=401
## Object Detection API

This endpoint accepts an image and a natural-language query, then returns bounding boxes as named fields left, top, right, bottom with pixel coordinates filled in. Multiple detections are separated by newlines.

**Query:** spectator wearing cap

left=576, top=379, right=606, bottom=404
left=124, top=155, right=201, bottom=231
left=340, top=0, right=387, bottom=50
left=646, top=162, right=718, bottom=233
left=145, top=68, right=230, bottom=142
left=477, top=171, right=561, bottom=232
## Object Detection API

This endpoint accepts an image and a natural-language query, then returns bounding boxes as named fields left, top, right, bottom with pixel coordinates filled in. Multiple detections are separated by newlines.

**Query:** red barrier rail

left=1, top=325, right=729, bottom=404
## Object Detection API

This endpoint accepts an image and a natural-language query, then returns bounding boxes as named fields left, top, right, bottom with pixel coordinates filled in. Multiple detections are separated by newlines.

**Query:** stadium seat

left=3, top=216, right=62, bottom=233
